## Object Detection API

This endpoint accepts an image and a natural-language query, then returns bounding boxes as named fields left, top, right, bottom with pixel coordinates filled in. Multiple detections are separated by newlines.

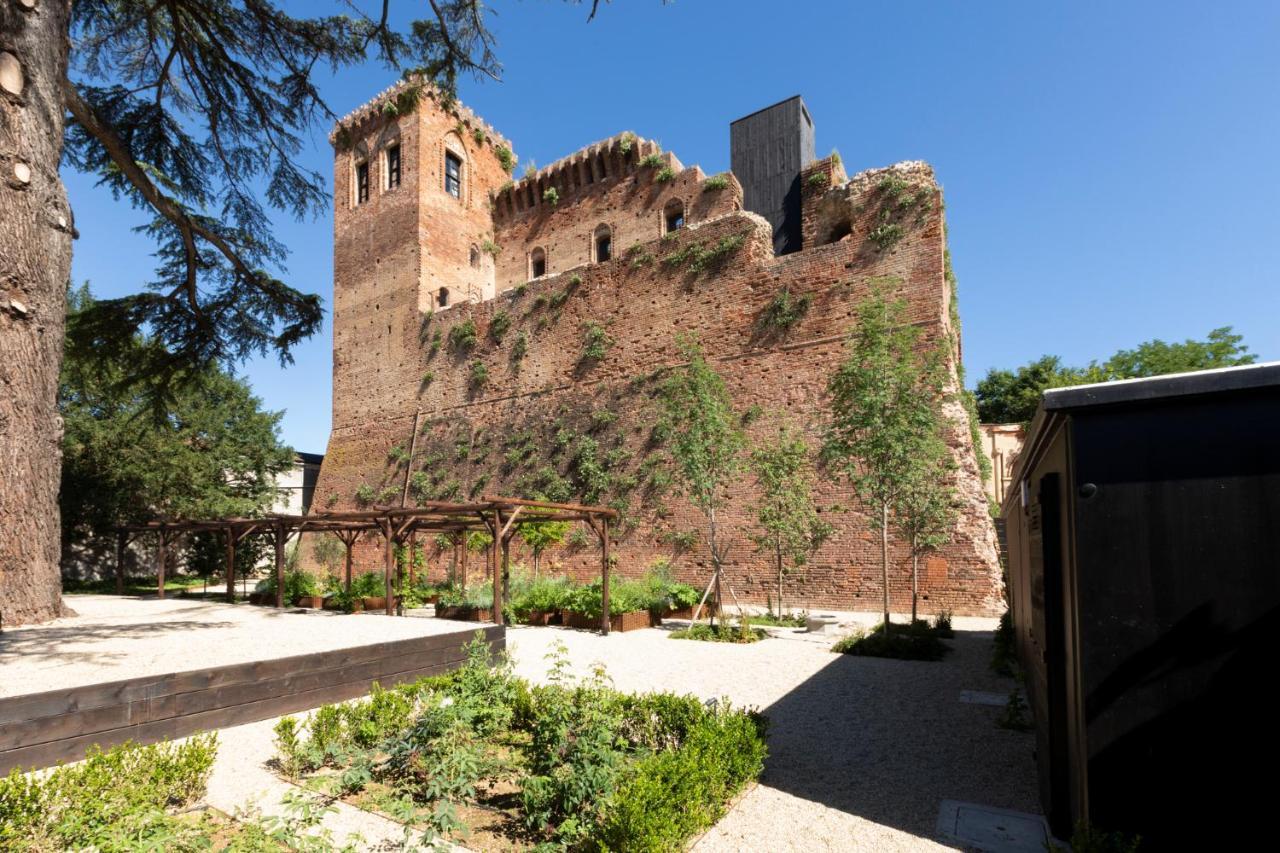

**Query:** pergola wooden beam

left=115, top=497, right=617, bottom=623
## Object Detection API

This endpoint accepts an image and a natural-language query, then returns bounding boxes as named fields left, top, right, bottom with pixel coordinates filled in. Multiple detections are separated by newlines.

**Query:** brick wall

left=308, top=91, right=1003, bottom=616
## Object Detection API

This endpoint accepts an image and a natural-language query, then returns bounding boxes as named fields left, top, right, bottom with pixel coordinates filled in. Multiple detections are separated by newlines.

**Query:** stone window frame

left=528, top=246, right=547, bottom=280
left=662, top=197, right=686, bottom=235
left=437, top=287, right=450, bottom=309
left=382, top=141, right=402, bottom=192
left=352, top=143, right=371, bottom=208
left=469, top=244, right=481, bottom=268
left=441, top=132, right=468, bottom=204
left=592, top=223, right=612, bottom=263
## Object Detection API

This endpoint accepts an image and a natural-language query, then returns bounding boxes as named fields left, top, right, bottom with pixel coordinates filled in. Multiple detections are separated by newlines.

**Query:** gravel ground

left=503, top=615, right=1039, bottom=851
left=10, top=599, right=1037, bottom=850
left=0, top=595, right=481, bottom=697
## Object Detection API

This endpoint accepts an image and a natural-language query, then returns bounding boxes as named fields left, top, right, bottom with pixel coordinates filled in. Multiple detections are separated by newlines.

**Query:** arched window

left=437, top=287, right=450, bottom=308
left=593, top=224, right=612, bottom=263
left=444, top=151, right=462, bottom=197
left=529, top=247, right=547, bottom=279
left=469, top=245, right=481, bottom=267
left=663, top=198, right=685, bottom=234
left=384, top=143, right=401, bottom=190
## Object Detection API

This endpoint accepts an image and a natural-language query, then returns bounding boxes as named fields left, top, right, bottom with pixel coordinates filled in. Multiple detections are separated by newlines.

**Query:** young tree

left=748, top=425, right=833, bottom=617
left=824, top=289, right=946, bottom=633
left=60, top=285, right=294, bottom=573
left=660, top=335, right=744, bottom=624
left=518, top=519, right=570, bottom=578
left=894, top=434, right=956, bottom=623
left=0, top=0, right=638, bottom=624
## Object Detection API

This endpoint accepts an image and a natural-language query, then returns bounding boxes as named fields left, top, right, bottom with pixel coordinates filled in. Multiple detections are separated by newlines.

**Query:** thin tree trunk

left=881, top=502, right=890, bottom=633
left=911, top=550, right=919, bottom=623
left=708, top=506, right=720, bottom=628
left=0, top=0, right=74, bottom=626
left=776, top=542, right=784, bottom=617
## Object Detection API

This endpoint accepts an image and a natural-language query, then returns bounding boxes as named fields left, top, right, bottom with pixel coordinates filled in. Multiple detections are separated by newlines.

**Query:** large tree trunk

left=0, top=0, right=73, bottom=626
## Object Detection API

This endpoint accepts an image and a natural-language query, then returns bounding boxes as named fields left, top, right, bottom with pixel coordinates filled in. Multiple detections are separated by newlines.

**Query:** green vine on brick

left=449, top=318, right=478, bottom=351
left=472, top=127, right=486, bottom=146
left=579, top=321, right=614, bottom=364
left=495, top=145, right=515, bottom=173
left=655, top=166, right=675, bottom=183
left=702, top=174, right=730, bottom=192
left=511, top=330, right=529, bottom=363
left=469, top=359, right=489, bottom=389
left=807, top=171, right=830, bottom=189
left=757, top=287, right=812, bottom=334
left=489, top=310, right=511, bottom=342
left=543, top=186, right=560, bottom=206
left=662, top=234, right=746, bottom=274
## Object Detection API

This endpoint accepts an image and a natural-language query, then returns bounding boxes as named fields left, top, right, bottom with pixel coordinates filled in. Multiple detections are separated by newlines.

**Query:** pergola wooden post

left=495, top=506, right=523, bottom=629
left=115, top=531, right=128, bottom=595
left=224, top=525, right=236, bottom=603
left=407, top=530, right=417, bottom=586
left=273, top=520, right=286, bottom=609
left=585, top=517, right=612, bottom=635
left=487, top=508, right=504, bottom=626
left=381, top=516, right=394, bottom=616
left=155, top=528, right=168, bottom=599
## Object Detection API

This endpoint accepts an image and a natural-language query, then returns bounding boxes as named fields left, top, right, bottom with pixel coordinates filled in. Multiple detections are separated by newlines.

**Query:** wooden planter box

left=362, top=596, right=399, bottom=612
left=564, top=610, right=652, bottom=633
left=667, top=603, right=718, bottom=621
left=436, top=606, right=494, bottom=622
left=296, top=595, right=326, bottom=609
left=247, top=592, right=268, bottom=606
left=520, top=610, right=560, bottom=626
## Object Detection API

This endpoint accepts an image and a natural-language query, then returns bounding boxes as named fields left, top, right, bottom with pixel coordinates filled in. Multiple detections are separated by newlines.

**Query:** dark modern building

left=1002, top=363, right=1280, bottom=848
left=730, top=95, right=816, bottom=255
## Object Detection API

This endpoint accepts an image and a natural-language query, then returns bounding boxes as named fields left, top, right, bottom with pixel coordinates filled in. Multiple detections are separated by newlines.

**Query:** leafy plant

left=638, top=153, right=664, bottom=169
left=670, top=622, right=765, bottom=643
left=618, top=132, right=635, bottom=155
left=703, top=173, right=730, bottom=191
left=468, top=359, right=489, bottom=389
left=494, top=145, right=516, bottom=173
left=832, top=622, right=951, bottom=661
left=807, top=171, right=830, bottom=188
left=869, top=220, right=904, bottom=251
left=510, top=330, right=529, bottom=363
left=472, top=126, right=486, bottom=146
left=354, top=483, right=376, bottom=505
left=662, top=234, right=745, bottom=274
left=997, top=689, right=1032, bottom=731
left=481, top=238, right=501, bottom=257
left=580, top=322, right=614, bottom=364
left=758, top=287, right=811, bottom=334
left=543, top=186, right=560, bottom=206
left=654, top=165, right=675, bottom=182
left=448, top=318, right=478, bottom=351
left=488, top=309, right=511, bottom=342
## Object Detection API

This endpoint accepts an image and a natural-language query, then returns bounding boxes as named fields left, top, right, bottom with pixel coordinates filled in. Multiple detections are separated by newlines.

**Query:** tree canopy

left=975, top=327, right=1255, bottom=424
left=59, top=285, right=293, bottom=564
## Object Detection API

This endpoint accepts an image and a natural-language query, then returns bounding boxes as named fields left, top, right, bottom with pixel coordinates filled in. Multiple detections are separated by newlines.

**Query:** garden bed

left=271, top=635, right=768, bottom=850
left=562, top=609, right=652, bottom=633
left=437, top=605, right=495, bottom=622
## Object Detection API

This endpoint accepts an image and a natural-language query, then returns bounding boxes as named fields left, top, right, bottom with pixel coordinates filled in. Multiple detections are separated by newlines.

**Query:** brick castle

left=306, top=79, right=1003, bottom=616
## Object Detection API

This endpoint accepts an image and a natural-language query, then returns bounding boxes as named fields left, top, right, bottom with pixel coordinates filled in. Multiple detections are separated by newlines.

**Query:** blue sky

left=65, top=0, right=1280, bottom=453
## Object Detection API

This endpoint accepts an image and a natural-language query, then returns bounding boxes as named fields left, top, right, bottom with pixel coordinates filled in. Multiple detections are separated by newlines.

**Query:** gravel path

left=504, top=616, right=1038, bottom=851
left=10, top=599, right=1037, bottom=849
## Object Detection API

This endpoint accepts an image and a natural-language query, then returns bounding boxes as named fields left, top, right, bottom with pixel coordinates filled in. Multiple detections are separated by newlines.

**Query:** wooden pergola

left=116, top=496, right=620, bottom=632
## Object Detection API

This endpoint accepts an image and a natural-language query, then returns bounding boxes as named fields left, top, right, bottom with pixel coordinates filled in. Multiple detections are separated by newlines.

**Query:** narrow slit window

left=594, top=225, right=612, bottom=262
left=385, top=144, right=401, bottom=190
left=438, top=287, right=450, bottom=308
left=445, top=152, right=462, bottom=198
left=530, top=248, right=547, bottom=279
left=356, top=161, right=369, bottom=204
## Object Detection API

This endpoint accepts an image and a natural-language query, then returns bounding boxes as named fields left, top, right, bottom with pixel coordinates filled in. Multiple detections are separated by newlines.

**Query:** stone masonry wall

left=310, top=92, right=1002, bottom=616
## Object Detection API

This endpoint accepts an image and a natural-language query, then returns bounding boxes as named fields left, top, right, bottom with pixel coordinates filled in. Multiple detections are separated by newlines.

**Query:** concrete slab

left=936, top=799, right=1050, bottom=853
left=960, top=690, right=1009, bottom=707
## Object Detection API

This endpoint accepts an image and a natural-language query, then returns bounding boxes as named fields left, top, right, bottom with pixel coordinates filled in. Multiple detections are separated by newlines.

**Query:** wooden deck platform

left=0, top=618, right=501, bottom=774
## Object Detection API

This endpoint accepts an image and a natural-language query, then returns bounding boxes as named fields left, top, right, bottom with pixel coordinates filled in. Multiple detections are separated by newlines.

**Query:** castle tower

left=328, top=81, right=515, bottom=429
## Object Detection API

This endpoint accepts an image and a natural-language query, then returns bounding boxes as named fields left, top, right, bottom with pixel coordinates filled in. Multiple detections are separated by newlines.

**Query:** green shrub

left=592, top=706, right=767, bottom=851
left=509, top=575, right=575, bottom=620
left=997, top=689, right=1032, bottom=732
left=510, top=330, right=529, bottom=362
left=807, top=171, right=830, bottom=189
left=869, top=221, right=904, bottom=251
left=481, top=238, right=501, bottom=257
left=832, top=622, right=951, bottom=660
left=468, top=359, right=489, bottom=389
left=354, top=483, right=376, bottom=505
left=488, top=310, right=511, bottom=341
left=662, top=234, right=745, bottom=274
left=702, top=173, right=730, bottom=191
left=758, top=287, right=811, bottom=333
left=448, top=318, right=478, bottom=351
left=638, top=153, right=664, bottom=169
left=670, top=622, right=765, bottom=643
left=256, top=568, right=320, bottom=604
left=931, top=610, right=954, bottom=638
left=654, top=166, right=675, bottom=183
left=494, top=145, right=515, bottom=173
left=618, top=133, right=635, bottom=155
left=0, top=736, right=217, bottom=850
left=543, top=186, right=560, bottom=206
left=472, top=127, right=486, bottom=146
left=580, top=321, right=614, bottom=363
left=350, top=570, right=385, bottom=599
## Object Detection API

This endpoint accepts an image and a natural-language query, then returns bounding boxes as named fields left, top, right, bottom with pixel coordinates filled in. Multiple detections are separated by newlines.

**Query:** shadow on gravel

left=755, top=628, right=1038, bottom=843
left=0, top=618, right=237, bottom=667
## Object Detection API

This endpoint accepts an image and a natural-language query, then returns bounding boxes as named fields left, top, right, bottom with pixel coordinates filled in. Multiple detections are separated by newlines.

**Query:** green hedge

left=0, top=735, right=217, bottom=851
